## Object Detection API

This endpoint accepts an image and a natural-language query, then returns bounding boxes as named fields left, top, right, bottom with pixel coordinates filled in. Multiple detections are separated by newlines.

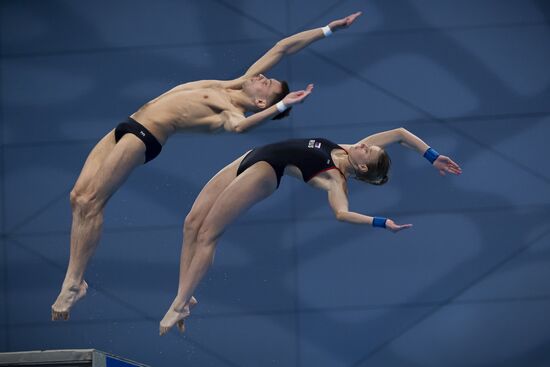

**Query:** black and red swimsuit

left=237, top=138, right=346, bottom=188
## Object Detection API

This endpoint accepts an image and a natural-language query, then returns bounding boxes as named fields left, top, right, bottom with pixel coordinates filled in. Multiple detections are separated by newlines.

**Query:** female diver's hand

left=433, top=155, right=462, bottom=176
left=385, top=219, right=413, bottom=233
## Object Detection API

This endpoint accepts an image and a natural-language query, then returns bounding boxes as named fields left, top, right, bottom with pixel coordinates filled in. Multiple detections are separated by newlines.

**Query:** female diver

left=159, top=127, right=462, bottom=334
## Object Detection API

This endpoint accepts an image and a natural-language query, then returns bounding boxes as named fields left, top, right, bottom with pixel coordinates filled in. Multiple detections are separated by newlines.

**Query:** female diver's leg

left=163, top=152, right=250, bottom=331
left=52, top=132, right=146, bottom=320
left=179, top=152, right=250, bottom=283
left=160, top=161, right=277, bottom=335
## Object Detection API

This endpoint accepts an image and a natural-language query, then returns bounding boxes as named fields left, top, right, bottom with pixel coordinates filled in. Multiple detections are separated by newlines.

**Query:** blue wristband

left=423, top=147, right=440, bottom=164
left=372, top=217, right=387, bottom=228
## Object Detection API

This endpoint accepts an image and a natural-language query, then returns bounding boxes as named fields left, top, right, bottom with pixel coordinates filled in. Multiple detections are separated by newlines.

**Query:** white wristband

left=275, top=101, right=287, bottom=113
left=322, top=25, right=333, bottom=37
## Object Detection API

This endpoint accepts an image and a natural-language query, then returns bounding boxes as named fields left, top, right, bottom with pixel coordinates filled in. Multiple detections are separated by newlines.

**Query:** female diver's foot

left=159, top=296, right=198, bottom=336
left=51, top=280, right=89, bottom=321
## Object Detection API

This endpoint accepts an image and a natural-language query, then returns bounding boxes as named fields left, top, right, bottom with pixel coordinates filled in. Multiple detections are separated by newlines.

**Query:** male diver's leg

left=160, top=161, right=277, bottom=335
left=52, top=133, right=146, bottom=320
left=52, top=130, right=116, bottom=320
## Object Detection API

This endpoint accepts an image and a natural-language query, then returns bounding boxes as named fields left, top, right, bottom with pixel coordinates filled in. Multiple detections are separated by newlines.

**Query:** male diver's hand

left=328, top=11, right=362, bottom=32
left=283, top=84, right=314, bottom=106
left=433, top=155, right=462, bottom=176
left=385, top=219, right=413, bottom=233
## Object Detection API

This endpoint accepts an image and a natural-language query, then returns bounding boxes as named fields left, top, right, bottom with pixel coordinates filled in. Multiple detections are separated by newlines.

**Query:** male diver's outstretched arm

left=223, top=84, right=314, bottom=132
left=243, top=11, right=362, bottom=77
left=327, top=178, right=412, bottom=233
left=358, top=128, right=463, bottom=176
left=219, top=12, right=361, bottom=132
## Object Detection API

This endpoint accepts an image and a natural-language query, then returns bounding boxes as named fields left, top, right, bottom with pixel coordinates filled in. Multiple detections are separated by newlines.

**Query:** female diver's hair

left=355, top=148, right=391, bottom=185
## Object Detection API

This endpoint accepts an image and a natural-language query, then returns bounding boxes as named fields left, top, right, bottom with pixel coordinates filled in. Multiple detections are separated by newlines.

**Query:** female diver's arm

left=327, top=179, right=412, bottom=233
left=359, top=128, right=463, bottom=176
left=358, top=127, right=427, bottom=152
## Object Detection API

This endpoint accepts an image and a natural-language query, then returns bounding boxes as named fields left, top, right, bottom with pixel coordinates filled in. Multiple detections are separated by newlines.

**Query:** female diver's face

left=349, top=143, right=382, bottom=173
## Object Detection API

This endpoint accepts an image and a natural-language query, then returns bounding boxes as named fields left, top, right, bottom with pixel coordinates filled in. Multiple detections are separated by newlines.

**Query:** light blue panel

left=290, top=47, right=424, bottom=128
left=80, top=228, right=182, bottom=321
left=8, top=321, right=233, bottom=367
left=403, top=0, right=548, bottom=28
left=289, top=0, right=370, bottom=34
left=207, top=0, right=288, bottom=35
left=292, top=122, right=550, bottom=222
left=299, top=306, right=435, bottom=367
left=350, top=26, right=550, bottom=119
left=187, top=220, right=296, bottom=315
left=457, top=216, right=550, bottom=301
left=8, top=221, right=296, bottom=324
left=2, top=41, right=290, bottom=144
left=290, top=0, right=548, bottom=33
left=450, top=115, right=550, bottom=181
left=0, top=0, right=280, bottom=55
left=3, top=142, right=88, bottom=233
left=187, top=313, right=297, bottom=367
left=5, top=237, right=156, bottom=324
left=295, top=209, right=546, bottom=309
left=91, top=221, right=296, bottom=316
left=362, top=300, right=550, bottom=367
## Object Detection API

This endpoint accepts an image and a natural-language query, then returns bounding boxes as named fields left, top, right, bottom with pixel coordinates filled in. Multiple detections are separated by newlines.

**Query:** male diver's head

left=347, top=143, right=391, bottom=185
left=243, top=74, right=291, bottom=119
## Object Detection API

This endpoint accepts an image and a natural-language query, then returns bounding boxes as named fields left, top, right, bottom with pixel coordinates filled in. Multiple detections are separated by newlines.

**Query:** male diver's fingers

left=306, top=84, right=314, bottom=92
left=177, top=320, right=186, bottom=333
left=347, top=11, right=362, bottom=23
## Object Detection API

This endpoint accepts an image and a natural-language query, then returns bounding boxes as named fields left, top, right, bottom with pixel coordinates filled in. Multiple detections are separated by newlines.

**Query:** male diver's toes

left=177, top=320, right=186, bottom=333
left=51, top=308, right=67, bottom=321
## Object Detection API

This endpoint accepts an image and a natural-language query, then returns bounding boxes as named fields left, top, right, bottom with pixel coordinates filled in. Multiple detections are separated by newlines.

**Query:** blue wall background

left=2, top=1, right=550, bottom=366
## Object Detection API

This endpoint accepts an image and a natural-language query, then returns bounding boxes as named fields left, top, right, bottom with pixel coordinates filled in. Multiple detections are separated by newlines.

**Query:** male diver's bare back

left=130, top=85, right=242, bottom=144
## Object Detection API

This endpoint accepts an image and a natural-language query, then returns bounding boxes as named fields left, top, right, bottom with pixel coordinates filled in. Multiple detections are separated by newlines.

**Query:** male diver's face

left=244, top=74, right=283, bottom=105
left=349, top=143, right=382, bottom=172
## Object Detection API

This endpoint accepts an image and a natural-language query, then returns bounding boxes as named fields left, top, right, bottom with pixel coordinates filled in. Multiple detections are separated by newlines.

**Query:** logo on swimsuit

left=308, top=139, right=322, bottom=149
left=139, top=130, right=146, bottom=137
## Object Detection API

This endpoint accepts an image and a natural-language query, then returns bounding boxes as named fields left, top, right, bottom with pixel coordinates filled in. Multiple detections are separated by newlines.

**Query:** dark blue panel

left=106, top=355, right=140, bottom=367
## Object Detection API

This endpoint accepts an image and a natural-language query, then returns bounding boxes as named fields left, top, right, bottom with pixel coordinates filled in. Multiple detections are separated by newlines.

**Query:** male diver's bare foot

left=159, top=296, right=198, bottom=336
left=51, top=280, right=89, bottom=321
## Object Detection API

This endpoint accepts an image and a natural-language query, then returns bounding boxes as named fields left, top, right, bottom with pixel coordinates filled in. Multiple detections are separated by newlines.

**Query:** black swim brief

left=114, top=117, right=162, bottom=163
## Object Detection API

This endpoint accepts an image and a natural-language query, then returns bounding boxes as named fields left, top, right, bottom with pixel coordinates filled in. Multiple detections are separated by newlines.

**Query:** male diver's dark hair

left=271, top=80, right=292, bottom=120
left=355, top=148, right=391, bottom=185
